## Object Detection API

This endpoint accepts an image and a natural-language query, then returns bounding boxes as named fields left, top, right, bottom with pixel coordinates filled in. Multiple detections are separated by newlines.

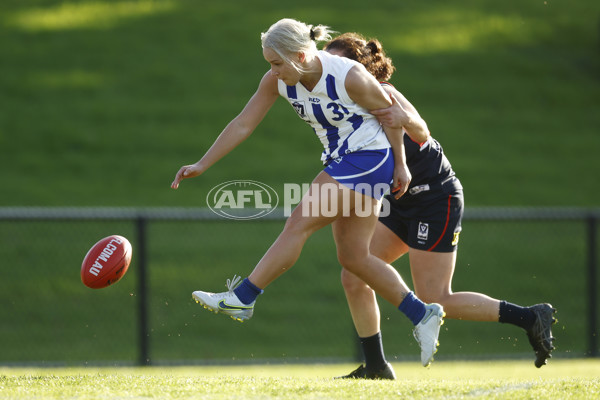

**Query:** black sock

left=498, top=301, right=536, bottom=331
left=360, top=332, right=387, bottom=371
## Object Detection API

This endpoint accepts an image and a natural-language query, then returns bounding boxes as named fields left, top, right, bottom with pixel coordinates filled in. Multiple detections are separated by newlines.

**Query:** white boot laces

left=225, top=275, right=242, bottom=292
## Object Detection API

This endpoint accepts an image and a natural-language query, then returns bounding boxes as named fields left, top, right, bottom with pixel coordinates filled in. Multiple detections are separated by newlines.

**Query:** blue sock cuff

left=233, top=278, right=263, bottom=305
left=398, top=291, right=427, bottom=326
left=244, top=278, right=264, bottom=295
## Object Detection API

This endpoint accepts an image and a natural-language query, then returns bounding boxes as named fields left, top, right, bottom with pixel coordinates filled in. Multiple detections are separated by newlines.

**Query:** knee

left=281, top=214, right=314, bottom=242
left=340, top=268, right=371, bottom=294
left=337, top=250, right=368, bottom=274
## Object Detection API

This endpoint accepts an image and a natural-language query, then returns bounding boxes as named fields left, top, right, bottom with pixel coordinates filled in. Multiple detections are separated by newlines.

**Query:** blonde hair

left=261, top=18, right=334, bottom=72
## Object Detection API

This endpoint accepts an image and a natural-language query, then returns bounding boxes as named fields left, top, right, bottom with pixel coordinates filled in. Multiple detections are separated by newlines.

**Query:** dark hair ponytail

left=325, top=33, right=395, bottom=81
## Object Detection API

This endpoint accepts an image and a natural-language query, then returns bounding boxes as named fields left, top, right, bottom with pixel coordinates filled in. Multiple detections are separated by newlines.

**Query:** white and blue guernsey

left=278, top=50, right=391, bottom=166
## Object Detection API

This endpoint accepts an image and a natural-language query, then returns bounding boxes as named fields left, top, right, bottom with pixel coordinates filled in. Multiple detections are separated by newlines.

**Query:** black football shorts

left=379, top=183, right=464, bottom=253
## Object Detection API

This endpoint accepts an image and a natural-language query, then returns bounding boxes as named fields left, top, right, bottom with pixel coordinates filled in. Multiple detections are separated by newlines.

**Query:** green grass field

left=2, top=360, right=599, bottom=399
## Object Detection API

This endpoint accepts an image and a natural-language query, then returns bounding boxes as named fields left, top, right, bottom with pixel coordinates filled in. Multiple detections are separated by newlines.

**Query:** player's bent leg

left=333, top=212, right=407, bottom=308
left=409, top=248, right=455, bottom=303
left=335, top=212, right=444, bottom=367
left=368, top=224, right=445, bottom=367
left=248, top=171, right=342, bottom=288
left=409, top=248, right=558, bottom=367
left=193, top=172, right=341, bottom=322
left=337, top=223, right=410, bottom=379
left=340, top=222, right=410, bottom=338
left=192, top=206, right=330, bottom=322
left=369, top=222, right=411, bottom=265
left=409, top=248, right=501, bottom=321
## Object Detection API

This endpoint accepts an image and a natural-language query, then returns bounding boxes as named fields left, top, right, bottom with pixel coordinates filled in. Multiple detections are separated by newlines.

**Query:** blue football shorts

left=324, top=148, right=394, bottom=201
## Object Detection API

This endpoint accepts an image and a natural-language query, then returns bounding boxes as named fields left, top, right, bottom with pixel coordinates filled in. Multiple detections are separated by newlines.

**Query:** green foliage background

left=1, top=0, right=598, bottom=207
left=0, top=0, right=598, bottom=364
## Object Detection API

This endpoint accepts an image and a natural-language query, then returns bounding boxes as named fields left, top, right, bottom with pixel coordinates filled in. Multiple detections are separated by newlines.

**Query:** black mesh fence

left=0, top=207, right=597, bottom=366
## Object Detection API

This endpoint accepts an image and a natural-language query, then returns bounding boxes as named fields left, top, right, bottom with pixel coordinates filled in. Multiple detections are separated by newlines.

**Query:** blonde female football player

left=171, top=18, right=444, bottom=368
left=323, top=33, right=557, bottom=379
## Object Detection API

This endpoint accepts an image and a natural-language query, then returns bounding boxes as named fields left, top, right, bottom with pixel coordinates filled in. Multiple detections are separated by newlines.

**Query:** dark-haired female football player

left=325, top=33, right=557, bottom=380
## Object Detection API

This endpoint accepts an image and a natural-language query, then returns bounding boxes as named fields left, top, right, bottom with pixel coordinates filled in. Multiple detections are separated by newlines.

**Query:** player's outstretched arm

left=171, top=71, right=279, bottom=189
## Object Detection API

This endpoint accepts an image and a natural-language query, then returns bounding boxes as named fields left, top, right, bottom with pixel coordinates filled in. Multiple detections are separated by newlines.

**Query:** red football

left=81, top=235, right=132, bottom=289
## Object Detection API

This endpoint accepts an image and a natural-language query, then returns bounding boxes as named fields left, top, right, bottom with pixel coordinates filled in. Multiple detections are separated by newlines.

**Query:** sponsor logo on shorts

left=409, top=184, right=430, bottom=195
left=417, top=222, right=429, bottom=241
left=452, top=231, right=460, bottom=246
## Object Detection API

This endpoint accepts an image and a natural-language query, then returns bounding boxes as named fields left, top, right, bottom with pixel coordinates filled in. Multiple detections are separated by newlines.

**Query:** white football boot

left=192, top=275, right=255, bottom=322
left=413, top=303, right=445, bottom=367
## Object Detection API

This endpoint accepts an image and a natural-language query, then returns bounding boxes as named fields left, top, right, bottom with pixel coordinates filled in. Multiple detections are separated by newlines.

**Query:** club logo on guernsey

left=291, top=100, right=310, bottom=121
left=207, top=180, right=279, bottom=220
